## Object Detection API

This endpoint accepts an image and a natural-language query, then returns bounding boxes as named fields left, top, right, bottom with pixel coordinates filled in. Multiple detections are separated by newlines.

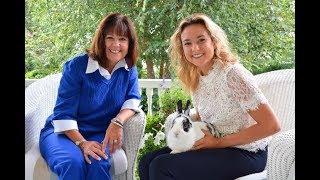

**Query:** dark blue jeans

left=138, top=146, right=267, bottom=180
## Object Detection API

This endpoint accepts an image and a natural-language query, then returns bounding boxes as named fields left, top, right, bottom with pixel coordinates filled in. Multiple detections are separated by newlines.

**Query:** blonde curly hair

left=169, top=13, right=238, bottom=93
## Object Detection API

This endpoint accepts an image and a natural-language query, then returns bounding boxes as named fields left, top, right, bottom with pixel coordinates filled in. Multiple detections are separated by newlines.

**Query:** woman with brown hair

left=39, top=12, right=140, bottom=180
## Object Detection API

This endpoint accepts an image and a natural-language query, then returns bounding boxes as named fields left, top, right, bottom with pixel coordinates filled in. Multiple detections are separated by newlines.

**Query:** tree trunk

left=146, top=60, right=155, bottom=79
left=164, top=61, right=171, bottom=78
left=159, top=59, right=164, bottom=79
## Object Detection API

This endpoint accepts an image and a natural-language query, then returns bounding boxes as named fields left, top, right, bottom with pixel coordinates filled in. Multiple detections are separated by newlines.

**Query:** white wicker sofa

left=25, top=73, right=146, bottom=180
left=236, top=68, right=295, bottom=180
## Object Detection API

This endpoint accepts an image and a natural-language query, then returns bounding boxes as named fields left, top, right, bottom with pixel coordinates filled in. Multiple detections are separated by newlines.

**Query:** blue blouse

left=41, top=53, right=141, bottom=136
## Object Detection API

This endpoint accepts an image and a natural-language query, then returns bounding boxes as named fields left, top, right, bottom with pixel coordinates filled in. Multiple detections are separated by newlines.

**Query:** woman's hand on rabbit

left=192, top=129, right=221, bottom=150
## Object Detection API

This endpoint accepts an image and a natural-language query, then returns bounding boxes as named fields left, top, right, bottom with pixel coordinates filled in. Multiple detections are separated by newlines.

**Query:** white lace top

left=192, top=61, right=271, bottom=152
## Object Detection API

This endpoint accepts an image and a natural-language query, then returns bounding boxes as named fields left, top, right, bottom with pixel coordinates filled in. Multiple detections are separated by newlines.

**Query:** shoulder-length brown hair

left=169, top=13, right=238, bottom=93
left=86, top=12, right=139, bottom=68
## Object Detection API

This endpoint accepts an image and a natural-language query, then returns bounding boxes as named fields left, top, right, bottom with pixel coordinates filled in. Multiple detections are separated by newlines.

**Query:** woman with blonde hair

left=138, top=13, right=281, bottom=180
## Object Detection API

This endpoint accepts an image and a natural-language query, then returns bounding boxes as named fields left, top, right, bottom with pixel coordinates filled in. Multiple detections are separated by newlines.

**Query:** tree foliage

left=26, top=0, right=295, bottom=78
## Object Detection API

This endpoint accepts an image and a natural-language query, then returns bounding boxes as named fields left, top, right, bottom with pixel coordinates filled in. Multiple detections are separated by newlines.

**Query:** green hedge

left=135, top=82, right=191, bottom=179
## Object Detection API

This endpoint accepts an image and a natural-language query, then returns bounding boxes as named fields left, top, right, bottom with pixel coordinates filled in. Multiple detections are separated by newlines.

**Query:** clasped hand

left=80, top=123, right=123, bottom=164
left=192, top=129, right=221, bottom=150
left=79, top=141, right=108, bottom=164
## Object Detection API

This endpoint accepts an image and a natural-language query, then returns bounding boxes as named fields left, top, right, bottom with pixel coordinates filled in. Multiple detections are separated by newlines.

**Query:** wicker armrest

left=122, top=109, right=146, bottom=179
left=267, top=128, right=295, bottom=180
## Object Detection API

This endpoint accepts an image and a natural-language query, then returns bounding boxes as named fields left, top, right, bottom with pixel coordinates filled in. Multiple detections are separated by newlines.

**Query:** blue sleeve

left=127, top=66, right=141, bottom=100
left=121, top=66, right=141, bottom=112
left=52, top=58, right=83, bottom=133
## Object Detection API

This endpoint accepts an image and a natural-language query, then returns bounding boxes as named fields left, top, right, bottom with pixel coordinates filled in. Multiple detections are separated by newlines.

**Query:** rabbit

left=165, top=100, right=220, bottom=154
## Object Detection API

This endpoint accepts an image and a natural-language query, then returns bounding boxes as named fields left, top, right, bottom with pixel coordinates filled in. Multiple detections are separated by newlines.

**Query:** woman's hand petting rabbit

left=192, top=129, right=222, bottom=150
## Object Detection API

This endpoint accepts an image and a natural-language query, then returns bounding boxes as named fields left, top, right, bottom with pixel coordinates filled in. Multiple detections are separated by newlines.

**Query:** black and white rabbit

left=165, top=100, right=220, bottom=154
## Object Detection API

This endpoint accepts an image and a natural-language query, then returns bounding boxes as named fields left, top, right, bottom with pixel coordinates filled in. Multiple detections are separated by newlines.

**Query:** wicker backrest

left=255, top=69, right=295, bottom=132
left=25, top=73, right=62, bottom=152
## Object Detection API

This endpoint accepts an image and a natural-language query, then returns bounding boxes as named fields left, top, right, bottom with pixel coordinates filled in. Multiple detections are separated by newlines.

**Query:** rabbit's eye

left=182, top=118, right=192, bottom=132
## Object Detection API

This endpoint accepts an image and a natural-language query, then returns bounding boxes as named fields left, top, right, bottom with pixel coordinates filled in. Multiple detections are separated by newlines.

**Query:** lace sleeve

left=226, top=64, right=268, bottom=111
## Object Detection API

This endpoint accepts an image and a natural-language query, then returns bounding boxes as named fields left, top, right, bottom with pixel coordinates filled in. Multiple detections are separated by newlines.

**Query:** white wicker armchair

left=25, top=73, right=146, bottom=180
left=259, top=69, right=295, bottom=180
left=237, top=68, right=295, bottom=180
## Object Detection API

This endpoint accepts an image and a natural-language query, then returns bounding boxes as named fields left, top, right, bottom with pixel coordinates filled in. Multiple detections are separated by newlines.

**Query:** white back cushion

left=25, top=73, right=62, bottom=152
left=255, top=69, right=295, bottom=132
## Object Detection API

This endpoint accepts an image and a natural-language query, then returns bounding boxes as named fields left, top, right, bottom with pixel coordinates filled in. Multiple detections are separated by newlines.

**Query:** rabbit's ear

left=177, top=100, right=183, bottom=113
left=184, top=100, right=191, bottom=116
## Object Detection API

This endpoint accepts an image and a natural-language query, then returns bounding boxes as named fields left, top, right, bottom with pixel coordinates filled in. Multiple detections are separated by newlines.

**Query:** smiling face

left=180, top=23, right=215, bottom=74
left=105, top=32, right=129, bottom=66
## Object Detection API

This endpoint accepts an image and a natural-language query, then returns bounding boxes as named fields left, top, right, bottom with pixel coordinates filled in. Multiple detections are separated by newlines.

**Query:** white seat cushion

left=31, top=147, right=127, bottom=180
left=109, top=148, right=128, bottom=175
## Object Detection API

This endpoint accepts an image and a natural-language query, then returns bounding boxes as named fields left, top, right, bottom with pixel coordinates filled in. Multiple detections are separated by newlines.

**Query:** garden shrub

left=158, top=81, right=192, bottom=118
left=135, top=81, right=192, bottom=178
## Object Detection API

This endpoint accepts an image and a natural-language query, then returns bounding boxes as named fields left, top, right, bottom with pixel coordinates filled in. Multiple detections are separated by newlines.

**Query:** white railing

left=25, top=79, right=172, bottom=115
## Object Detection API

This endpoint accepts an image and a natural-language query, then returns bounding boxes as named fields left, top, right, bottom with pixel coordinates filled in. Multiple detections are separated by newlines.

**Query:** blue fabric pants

left=39, top=129, right=111, bottom=180
left=138, top=146, right=267, bottom=180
